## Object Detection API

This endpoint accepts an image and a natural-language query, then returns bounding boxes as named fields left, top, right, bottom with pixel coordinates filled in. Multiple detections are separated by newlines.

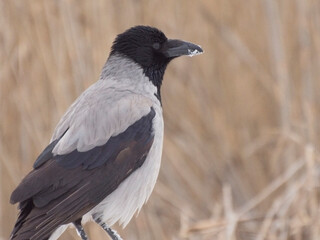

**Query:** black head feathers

left=111, top=26, right=168, bottom=68
left=110, top=26, right=170, bottom=92
left=110, top=25, right=203, bottom=95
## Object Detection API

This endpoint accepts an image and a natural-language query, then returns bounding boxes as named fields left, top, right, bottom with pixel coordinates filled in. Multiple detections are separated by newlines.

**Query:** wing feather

left=10, top=103, right=156, bottom=240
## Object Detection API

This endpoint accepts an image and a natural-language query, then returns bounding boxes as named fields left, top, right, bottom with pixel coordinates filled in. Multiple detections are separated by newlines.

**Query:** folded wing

left=10, top=83, right=156, bottom=240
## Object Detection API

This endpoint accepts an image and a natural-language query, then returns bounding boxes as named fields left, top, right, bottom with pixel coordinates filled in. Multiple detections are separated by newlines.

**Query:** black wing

left=10, top=107, right=155, bottom=240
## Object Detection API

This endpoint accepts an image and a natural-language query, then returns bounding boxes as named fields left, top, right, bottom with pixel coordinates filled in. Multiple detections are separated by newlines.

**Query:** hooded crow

left=10, top=25, right=203, bottom=240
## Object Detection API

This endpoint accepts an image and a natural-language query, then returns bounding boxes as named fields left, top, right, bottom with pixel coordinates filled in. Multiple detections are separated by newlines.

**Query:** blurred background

left=1, top=0, right=320, bottom=239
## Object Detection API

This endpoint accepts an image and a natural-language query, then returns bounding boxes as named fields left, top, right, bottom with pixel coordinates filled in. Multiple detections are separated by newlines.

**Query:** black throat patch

left=143, top=65, right=168, bottom=103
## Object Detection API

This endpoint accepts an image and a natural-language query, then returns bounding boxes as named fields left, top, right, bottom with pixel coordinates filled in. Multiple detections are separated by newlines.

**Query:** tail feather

left=10, top=200, right=52, bottom=240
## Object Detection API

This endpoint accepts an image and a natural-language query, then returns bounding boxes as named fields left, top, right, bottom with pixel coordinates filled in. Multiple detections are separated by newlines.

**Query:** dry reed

left=1, top=0, right=320, bottom=239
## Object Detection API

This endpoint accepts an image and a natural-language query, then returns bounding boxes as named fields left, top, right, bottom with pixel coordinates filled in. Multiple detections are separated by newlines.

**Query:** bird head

left=109, top=26, right=203, bottom=88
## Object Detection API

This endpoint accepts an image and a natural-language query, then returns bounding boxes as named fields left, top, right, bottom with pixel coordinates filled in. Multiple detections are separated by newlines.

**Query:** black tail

left=10, top=200, right=51, bottom=240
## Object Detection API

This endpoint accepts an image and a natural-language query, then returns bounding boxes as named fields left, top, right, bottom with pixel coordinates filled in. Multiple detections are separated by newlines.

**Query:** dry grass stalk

left=1, top=0, right=320, bottom=239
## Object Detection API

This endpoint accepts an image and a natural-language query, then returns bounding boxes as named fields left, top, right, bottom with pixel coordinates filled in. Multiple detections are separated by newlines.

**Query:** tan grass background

left=1, top=0, right=320, bottom=239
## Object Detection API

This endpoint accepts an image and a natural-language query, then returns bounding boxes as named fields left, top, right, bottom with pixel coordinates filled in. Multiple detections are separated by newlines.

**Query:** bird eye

left=152, top=43, right=160, bottom=50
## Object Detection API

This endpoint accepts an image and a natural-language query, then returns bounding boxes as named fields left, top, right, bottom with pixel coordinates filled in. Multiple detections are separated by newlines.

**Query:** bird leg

left=93, top=217, right=123, bottom=240
left=74, top=218, right=89, bottom=240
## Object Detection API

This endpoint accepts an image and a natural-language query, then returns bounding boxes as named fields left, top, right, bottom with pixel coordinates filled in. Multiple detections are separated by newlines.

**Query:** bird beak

left=162, top=39, right=203, bottom=58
